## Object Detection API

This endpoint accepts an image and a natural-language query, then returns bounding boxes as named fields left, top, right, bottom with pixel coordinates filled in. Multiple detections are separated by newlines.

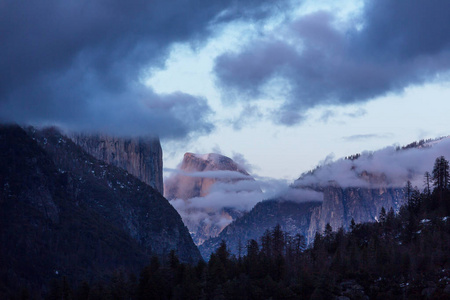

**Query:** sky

left=1, top=0, right=450, bottom=181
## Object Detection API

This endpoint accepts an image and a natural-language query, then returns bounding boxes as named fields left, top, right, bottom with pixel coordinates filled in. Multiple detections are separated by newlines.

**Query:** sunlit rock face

left=165, top=153, right=261, bottom=245
left=71, top=134, right=163, bottom=194
left=165, top=153, right=251, bottom=200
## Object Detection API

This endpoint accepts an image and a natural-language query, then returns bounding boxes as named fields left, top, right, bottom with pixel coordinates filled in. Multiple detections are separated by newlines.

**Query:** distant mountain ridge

left=200, top=137, right=450, bottom=259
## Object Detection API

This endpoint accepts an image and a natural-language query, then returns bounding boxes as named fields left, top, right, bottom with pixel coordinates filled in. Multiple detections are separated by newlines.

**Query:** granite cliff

left=199, top=200, right=321, bottom=260
left=165, top=152, right=251, bottom=200
left=165, top=152, right=261, bottom=245
left=71, top=134, right=163, bottom=194
left=307, top=182, right=404, bottom=241
left=200, top=179, right=404, bottom=259
left=199, top=139, right=450, bottom=259
left=0, top=125, right=200, bottom=297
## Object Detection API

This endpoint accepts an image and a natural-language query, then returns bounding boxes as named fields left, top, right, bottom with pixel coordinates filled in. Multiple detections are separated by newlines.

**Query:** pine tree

left=379, top=207, right=387, bottom=223
left=432, top=156, right=449, bottom=191
left=350, top=218, right=356, bottom=231
left=216, top=240, right=230, bottom=264
left=237, top=238, right=243, bottom=260
left=404, top=180, right=413, bottom=202
left=246, top=239, right=259, bottom=259
left=271, top=224, right=285, bottom=258
left=323, top=223, right=335, bottom=253
left=423, top=171, right=432, bottom=199
left=324, top=223, right=333, bottom=240
left=261, top=229, right=272, bottom=259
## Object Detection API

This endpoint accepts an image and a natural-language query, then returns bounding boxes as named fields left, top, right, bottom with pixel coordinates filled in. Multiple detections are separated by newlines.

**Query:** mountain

left=199, top=200, right=321, bottom=259
left=0, top=125, right=200, bottom=297
left=306, top=180, right=404, bottom=242
left=200, top=138, right=450, bottom=259
left=200, top=179, right=404, bottom=260
left=70, top=133, right=163, bottom=194
left=165, top=152, right=251, bottom=200
left=165, top=153, right=261, bottom=245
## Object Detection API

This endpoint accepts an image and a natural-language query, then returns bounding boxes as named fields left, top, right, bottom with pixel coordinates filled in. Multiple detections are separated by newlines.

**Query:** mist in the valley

left=168, top=138, right=450, bottom=236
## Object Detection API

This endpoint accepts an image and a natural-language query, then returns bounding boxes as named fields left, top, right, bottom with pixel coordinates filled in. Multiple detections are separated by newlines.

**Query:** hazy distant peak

left=181, top=152, right=249, bottom=175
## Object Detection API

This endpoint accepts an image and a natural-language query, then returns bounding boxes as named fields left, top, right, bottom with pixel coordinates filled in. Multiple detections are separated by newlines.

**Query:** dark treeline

left=16, top=157, right=450, bottom=299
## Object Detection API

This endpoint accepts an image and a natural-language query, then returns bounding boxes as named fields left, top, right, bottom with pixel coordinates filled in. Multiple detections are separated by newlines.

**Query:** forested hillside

left=0, top=125, right=201, bottom=299
left=37, top=156, right=450, bottom=299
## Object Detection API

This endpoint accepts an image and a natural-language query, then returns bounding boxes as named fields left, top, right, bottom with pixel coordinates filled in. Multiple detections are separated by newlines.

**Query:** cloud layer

left=295, top=137, right=450, bottom=189
left=0, top=0, right=290, bottom=138
left=214, top=0, right=450, bottom=125
left=170, top=175, right=323, bottom=240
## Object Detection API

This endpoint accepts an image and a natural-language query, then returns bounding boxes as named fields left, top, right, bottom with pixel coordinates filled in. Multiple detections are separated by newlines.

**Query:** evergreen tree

left=423, top=171, right=432, bottom=199
left=432, top=156, right=449, bottom=191
left=323, top=223, right=333, bottom=246
left=246, top=239, right=259, bottom=259
left=409, top=187, right=422, bottom=214
left=237, top=238, right=243, bottom=260
left=404, top=180, right=413, bottom=202
left=379, top=207, right=387, bottom=223
left=271, top=224, right=285, bottom=258
left=245, top=239, right=261, bottom=279
left=350, top=218, right=356, bottom=231
left=260, top=229, right=272, bottom=259
left=215, top=240, right=230, bottom=265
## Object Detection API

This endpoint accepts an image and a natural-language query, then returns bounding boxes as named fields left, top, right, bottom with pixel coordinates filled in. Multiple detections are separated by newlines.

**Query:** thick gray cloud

left=214, top=0, right=450, bottom=125
left=0, top=0, right=290, bottom=137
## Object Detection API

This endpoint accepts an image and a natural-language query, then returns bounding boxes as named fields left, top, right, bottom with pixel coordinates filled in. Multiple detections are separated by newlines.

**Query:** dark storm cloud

left=214, top=0, right=450, bottom=125
left=0, top=0, right=290, bottom=138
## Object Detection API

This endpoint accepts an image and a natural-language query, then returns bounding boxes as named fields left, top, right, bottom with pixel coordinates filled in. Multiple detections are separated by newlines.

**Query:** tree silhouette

left=432, top=156, right=449, bottom=192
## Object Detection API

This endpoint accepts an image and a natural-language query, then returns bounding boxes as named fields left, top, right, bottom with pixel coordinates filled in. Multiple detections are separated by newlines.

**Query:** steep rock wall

left=71, top=134, right=163, bottom=194
left=165, top=152, right=251, bottom=200
left=307, top=184, right=404, bottom=242
left=165, top=152, right=259, bottom=245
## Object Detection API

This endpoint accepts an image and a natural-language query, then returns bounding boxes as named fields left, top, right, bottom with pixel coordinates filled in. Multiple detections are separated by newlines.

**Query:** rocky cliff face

left=71, top=134, right=163, bottom=194
left=0, top=125, right=200, bottom=297
left=165, top=152, right=251, bottom=200
left=199, top=200, right=321, bottom=259
left=165, top=152, right=260, bottom=245
left=199, top=164, right=407, bottom=259
left=199, top=183, right=404, bottom=259
left=306, top=183, right=404, bottom=241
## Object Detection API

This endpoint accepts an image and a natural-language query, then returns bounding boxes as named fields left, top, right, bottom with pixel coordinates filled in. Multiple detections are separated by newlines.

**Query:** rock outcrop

left=200, top=160, right=408, bottom=259
left=307, top=183, right=404, bottom=241
left=165, top=152, right=260, bottom=245
left=199, top=200, right=321, bottom=259
left=165, top=152, right=251, bottom=200
left=199, top=182, right=404, bottom=259
left=71, top=134, right=163, bottom=194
